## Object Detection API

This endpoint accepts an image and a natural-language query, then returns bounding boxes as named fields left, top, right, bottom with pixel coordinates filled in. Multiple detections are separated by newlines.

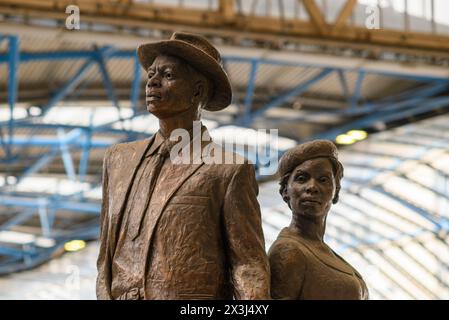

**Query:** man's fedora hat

left=137, top=32, right=232, bottom=111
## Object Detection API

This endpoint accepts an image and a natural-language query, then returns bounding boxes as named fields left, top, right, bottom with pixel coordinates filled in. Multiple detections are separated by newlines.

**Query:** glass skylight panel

left=402, top=242, right=444, bottom=276
left=261, top=208, right=290, bottom=230
left=383, top=246, right=439, bottom=295
left=430, top=154, right=449, bottom=175
left=364, top=249, right=429, bottom=299
left=383, top=175, right=448, bottom=216
left=341, top=192, right=420, bottom=234
left=421, top=237, right=449, bottom=266
left=343, top=166, right=382, bottom=182
left=352, top=141, right=424, bottom=158
left=340, top=152, right=401, bottom=170
left=359, top=188, right=435, bottom=230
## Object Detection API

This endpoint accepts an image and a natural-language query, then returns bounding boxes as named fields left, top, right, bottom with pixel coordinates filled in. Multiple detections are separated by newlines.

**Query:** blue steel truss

left=1, top=33, right=449, bottom=274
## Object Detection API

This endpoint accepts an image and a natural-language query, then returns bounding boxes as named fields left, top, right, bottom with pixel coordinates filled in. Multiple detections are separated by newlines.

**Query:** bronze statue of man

left=96, top=32, right=270, bottom=300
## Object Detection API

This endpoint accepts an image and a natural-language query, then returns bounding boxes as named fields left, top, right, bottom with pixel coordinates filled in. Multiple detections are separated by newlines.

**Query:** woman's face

left=284, top=157, right=336, bottom=219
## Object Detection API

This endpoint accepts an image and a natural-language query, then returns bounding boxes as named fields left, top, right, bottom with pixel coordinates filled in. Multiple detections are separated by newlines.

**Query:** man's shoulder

left=205, top=142, right=253, bottom=166
left=202, top=142, right=255, bottom=176
left=105, top=138, right=151, bottom=159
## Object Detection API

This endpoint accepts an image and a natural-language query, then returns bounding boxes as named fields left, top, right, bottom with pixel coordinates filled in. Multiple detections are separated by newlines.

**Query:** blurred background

left=1, top=0, right=449, bottom=299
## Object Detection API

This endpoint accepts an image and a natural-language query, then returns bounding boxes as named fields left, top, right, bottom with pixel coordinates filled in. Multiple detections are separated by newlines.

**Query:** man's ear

left=193, top=80, right=205, bottom=101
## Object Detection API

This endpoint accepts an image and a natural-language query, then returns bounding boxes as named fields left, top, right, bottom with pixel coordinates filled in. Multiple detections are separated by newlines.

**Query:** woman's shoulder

left=268, top=228, right=308, bottom=262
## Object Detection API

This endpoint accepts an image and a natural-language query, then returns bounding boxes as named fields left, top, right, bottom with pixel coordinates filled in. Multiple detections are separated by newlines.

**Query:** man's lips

left=146, top=91, right=161, bottom=99
left=146, top=92, right=161, bottom=101
left=301, top=198, right=321, bottom=205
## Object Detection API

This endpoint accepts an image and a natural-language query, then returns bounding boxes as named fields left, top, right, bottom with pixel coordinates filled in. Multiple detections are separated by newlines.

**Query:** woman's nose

left=305, top=180, right=319, bottom=193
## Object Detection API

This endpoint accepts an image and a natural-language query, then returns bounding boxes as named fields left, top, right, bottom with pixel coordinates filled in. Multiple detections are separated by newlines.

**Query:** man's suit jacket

left=96, top=131, right=270, bottom=299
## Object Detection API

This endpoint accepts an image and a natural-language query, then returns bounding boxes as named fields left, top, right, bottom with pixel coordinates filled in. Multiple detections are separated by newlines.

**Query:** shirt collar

left=145, top=122, right=209, bottom=158
left=145, top=131, right=165, bottom=157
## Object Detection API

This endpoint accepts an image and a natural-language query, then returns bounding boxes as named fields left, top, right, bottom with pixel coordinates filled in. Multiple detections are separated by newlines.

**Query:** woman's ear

left=332, top=188, right=340, bottom=204
left=281, top=186, right=291, bottom=208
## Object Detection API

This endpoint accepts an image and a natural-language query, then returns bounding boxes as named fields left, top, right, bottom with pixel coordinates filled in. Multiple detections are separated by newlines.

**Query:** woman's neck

left=289, top=213, right=327, bottom=242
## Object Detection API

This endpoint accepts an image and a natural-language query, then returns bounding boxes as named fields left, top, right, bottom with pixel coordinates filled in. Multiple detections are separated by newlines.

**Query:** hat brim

left=137, top=40, right=232, bottom=111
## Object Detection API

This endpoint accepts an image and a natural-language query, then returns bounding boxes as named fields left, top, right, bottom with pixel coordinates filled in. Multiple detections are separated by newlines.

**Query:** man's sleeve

left=96, top=146, right=114, bottom=300
left=222, top=163, right=271, bottom=299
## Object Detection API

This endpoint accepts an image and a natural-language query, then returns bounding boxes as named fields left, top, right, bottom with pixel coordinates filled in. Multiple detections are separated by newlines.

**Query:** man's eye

left=320, top=177, right=329, bottom=183
left=296, top=175, right=307, bottom=182
left=148, top=73, right=155, bottom=78
left=165, top=72, right=172, bottom=79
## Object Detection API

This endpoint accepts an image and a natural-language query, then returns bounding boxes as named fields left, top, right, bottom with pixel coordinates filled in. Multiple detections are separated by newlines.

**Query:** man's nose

left=147, top=74, right=161, bottom=88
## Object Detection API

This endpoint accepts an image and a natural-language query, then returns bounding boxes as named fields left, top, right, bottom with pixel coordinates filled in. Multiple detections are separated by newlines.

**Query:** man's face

left=146, top=55, right=197, bottom=119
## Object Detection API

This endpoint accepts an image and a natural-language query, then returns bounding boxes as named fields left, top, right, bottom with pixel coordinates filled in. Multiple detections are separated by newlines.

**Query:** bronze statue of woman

left=268, top=140, right=369, bottom=300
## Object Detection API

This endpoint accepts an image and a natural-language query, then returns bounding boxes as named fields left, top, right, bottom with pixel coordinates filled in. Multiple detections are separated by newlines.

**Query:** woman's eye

left=320, top=177, right=329, bottom=183
left=297, top=175, right=307, bottom=182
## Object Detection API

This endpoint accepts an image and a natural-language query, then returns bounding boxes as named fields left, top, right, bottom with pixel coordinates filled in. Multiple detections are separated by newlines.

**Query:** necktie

left=128, top=140, right=170, bottom=241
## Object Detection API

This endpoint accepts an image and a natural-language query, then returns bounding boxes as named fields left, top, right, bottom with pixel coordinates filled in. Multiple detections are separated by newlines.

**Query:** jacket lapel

left=109, top=135, right=155, bottom=255
left=153, top=125, right=211, bottom=216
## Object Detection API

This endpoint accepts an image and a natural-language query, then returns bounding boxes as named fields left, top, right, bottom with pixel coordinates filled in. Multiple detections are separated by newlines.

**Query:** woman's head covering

left=278, top=140, right=344, bottom=204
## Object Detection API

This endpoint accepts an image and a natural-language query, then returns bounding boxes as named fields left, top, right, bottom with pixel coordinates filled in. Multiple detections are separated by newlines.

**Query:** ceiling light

left=64, top=240, right=86, bottom=252
left=347, top=130, right=368, bottom=141
left=336, top=134, right=356, bottom=145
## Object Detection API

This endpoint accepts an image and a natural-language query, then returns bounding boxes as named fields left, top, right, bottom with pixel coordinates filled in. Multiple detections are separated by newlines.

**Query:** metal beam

left=43, top=59, right=96, bottom=114
left=334, top=0, right=357, bottom=30
left=7, top=35, right=19, bottom=158
left=17, top=149, right=60, bottom=184
left=95, top=48, right=121, bottom=111
left=222, top=52, right=449, bottom=83
left=78, top=128, right=92, bottom=182
left=4, top=135, right=113, bottom=149
left=57, top=128, right=77, bottom=182
left=219, top=0, right=235, bottom=21
left=0, top=209, right=35, bottom=232
left=301, top=0, right=328, bottom=35
left=362, top=82, right=449, bottom=114
left=376, top=81, right=449, bottom=104
left=1, top=48, right=448, bottom=82
left=240, top=68, right=334, bottom=125
left=0, top=196, right=101, bottom=214
left=350, top=70, right=365, bottom=110
left=314, top=95, right=449, bottom=141
left=337, top=69, right=351, bottom=105
left=2, top=1, right=449, bottom=54
left=240, top=59, right=259, bottom=125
